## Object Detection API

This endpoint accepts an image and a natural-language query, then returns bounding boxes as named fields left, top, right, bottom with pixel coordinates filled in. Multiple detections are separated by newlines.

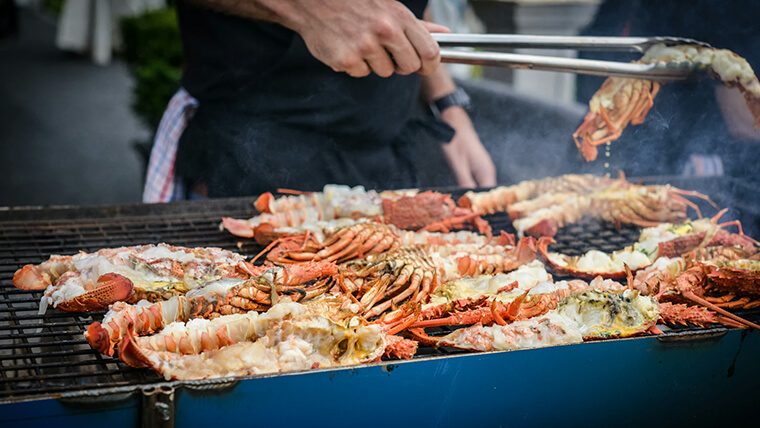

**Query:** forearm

left=420, top=63, right=458, bottom=102
left=419, top=7, right=456, bottom=102
left=184, top=0, right=442, bottom=77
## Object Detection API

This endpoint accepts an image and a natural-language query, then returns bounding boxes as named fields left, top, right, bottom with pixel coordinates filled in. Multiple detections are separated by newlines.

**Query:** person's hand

left=281, top=0, right=450, bottom=77
left=439, top=106, right=497, bottom=188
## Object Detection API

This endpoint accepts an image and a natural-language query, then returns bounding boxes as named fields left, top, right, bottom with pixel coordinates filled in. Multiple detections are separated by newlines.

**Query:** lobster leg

left=678, top=289, right=760, bottom=330
left=410, top=307, right=495, bottom=329
left=375, top=304, right=421, bottom=336
left=359, top=273, right=394, bottom=314
left=364, top=268, right=424, bottom=318
left=405, top=328, right=441, bottom=348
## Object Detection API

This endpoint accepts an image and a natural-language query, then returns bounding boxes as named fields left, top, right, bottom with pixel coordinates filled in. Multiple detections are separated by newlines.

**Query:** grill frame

left=1, top=178, right=759, bottom=408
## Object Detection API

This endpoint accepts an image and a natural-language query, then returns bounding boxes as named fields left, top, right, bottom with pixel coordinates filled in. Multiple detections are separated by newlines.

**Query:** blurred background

left=1, top=0, right=170, bottom=206
left=1, top=0, right=758, bottom=207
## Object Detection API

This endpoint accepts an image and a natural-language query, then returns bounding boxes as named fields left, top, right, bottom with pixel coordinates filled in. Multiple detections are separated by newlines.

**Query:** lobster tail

left=86, top=322, right=114, bottom=356
left=117, top=325, right=152, bottom=368
left=13, top=264, right=52, bottom=290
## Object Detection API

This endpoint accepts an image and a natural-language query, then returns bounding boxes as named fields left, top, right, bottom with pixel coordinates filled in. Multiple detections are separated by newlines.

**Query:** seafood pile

left=12, top=177, right=760, bottom=381
left=574, top=43, right=760, bottom=161
left=459, top=173, right=713, bottom=238
left=221, top=185, right=491, bottom=244
left=115, top=301, right=395, bottom=380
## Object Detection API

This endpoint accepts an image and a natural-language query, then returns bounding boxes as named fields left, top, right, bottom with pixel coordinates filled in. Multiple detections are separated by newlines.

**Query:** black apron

left=175, top=1, right=454, bottom=197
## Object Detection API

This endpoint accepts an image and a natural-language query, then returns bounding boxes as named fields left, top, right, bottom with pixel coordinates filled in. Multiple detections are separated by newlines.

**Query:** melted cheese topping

left=635, top=218, right=720, bottom=257
left=636, top=224, right=680, bottom=256
left=185, top=277, right=246, bottom=300
left=712, top=259, right=760, bottom=270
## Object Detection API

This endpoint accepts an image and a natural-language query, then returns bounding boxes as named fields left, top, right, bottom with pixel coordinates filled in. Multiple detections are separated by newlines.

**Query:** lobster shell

left=56, top=273, right=134, bottom=312
left=537, top=237, right=650, bottom=280
left=706, top=263, right=760, bottom=298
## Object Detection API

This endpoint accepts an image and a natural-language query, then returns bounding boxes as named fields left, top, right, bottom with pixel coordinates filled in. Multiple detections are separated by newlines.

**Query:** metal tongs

left=434, top=34, right=713, bottom=82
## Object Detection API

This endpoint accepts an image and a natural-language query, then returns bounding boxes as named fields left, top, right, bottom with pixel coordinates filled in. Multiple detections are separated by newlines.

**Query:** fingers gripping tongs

left=434, top=34, right=713, bottom=82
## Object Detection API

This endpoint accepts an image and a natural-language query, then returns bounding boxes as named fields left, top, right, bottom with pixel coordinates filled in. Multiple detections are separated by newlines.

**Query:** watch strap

left=429, top=88, right=471, bottom=119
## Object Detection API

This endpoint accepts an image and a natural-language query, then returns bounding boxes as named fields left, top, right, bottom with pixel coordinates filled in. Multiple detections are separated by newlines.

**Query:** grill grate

left=0, top=202, right=261, bottom=403
left=0, top=191, right=757, bottom=403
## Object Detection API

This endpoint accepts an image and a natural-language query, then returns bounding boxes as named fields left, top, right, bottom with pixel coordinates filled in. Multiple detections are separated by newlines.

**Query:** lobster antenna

left=672, top=188, right=718, bottom=209
left=710, top=208, right=729, bottom=224
left=672, top=194, right=703, bottom=219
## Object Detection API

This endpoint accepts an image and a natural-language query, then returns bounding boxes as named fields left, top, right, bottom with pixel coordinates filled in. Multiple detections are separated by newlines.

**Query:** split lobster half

left=629, top=248, right=760, bottom=330
left=13, top=244, right=263, bottom=312
left=511, top=183, right=713, bottom=238
left=85, top=261, right=340, bottom=356
left=103, top=297, right=420, bottom=380
left=411, top=270, right=625, bottom=331
left=222, top=185, right=491, bottom=244
left=536, top=210, right=759, bottom=281
left=261, top=222, right=514, bottom=266
left=574, top=43, right=760, bottom=161
left=408, top=288, right=660, bottom=352
left=457, top=174, right=714, bottom=239
left=537, top=237, right=652, bottom=280
left=114, top=300, right=389, bottom=380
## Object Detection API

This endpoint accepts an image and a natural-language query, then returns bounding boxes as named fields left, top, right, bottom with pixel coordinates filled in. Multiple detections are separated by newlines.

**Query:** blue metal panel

left=2, top=329, right=757, bottom=427
left=0, top=398, right=139, bottom=428
left=175, top=329, right=759, bottom=428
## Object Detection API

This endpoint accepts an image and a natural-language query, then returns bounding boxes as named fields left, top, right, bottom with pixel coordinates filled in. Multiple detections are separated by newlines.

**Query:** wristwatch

left=428, top=88, right=471, bottom=119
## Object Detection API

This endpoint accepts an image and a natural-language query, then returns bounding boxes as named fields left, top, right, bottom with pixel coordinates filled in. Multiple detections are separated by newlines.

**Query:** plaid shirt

left=682, top=153, right=724, bottom=177
left=142, top=88, right=199, bottom=203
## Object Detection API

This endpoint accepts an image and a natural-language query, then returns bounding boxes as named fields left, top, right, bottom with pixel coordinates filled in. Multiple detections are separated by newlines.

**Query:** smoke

left=456, top=78, right=585, bottom=185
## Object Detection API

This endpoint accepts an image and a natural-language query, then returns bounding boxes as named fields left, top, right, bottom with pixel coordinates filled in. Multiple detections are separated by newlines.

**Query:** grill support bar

left=142, top=385, right=175, bottom=428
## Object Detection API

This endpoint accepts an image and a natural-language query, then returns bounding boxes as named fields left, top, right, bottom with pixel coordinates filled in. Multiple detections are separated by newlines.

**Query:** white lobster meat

left=117, top=301, right=387, bottom=380
left=13, top=244, right=255, bottom=312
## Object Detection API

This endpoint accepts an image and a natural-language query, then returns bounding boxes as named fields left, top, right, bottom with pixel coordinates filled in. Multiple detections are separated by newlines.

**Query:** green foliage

left=43, top=0, right=66, bottom=17
left=120, top=7, right=183, bottom=130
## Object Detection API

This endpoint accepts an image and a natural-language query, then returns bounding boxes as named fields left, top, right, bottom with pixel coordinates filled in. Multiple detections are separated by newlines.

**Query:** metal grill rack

left=0, top=199, right=261, bottom=403
left=1, top=187, right=758, bottom=404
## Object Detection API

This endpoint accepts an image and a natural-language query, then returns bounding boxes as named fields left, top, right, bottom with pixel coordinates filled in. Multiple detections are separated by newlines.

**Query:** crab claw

left=56, top=273, right=134, bottom=312
left=12, top=265, right=52, bottom=290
